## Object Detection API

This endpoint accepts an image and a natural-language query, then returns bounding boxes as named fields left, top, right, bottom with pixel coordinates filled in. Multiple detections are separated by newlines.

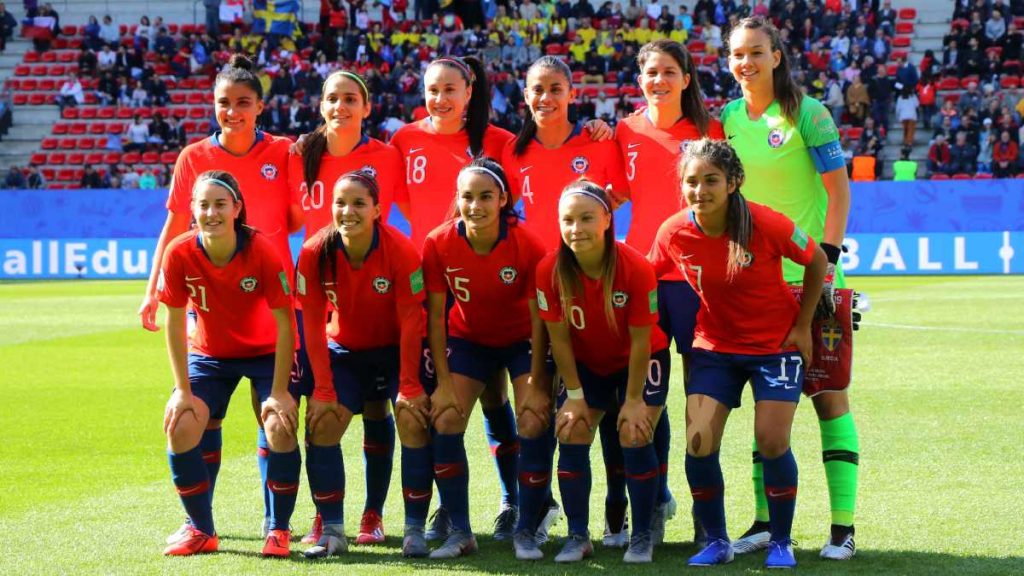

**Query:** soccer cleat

left=301, top=513, right=323, bottom=545
left=513, top=529, right=543, bottom=560
left=554, top=533, right=593, bottom=563
left=163, top=526, right=218, bottom=556
left=652, top=494, right=677, bottom=545
left=165, top=518, right=192, bottom=544
left=425, top=506, right=452, bottom=542
left=493, top=503, right=519, bottom=541
left=402, top=525, right=428, bottom=558
left=261, top=529, right=291, bottom=558
left=765, top=538, right=797, bottom=569
left=687, top=538, right=735, bottom=566
left=303, top=524, right=347, bottom=558
left=428, top=529, right=478, bottom=559
left=820, top=525, right=856, bottom=560
left=602, top=515, right=629, bottom=548
left=622, top=530, right=654, bottom=563
left=732, top=520, right=771, bottom=554
left=535, top=499, right=561, bottom=545
left=355, top=510, right=385, bottom=545
left=261, top=517, right=270, bottom=539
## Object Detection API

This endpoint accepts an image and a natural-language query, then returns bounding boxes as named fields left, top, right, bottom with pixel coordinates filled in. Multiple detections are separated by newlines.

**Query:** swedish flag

left=252, top=0, right=301, bottom=38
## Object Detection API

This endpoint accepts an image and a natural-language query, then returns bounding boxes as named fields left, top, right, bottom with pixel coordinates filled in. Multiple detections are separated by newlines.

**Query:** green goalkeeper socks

left=820, top=412, right=859, bottom=526
left=751, top=441, right=769, bottom=523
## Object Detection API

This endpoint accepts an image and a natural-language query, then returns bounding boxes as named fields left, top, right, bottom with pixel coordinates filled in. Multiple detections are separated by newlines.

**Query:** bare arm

left=139, top=211, right=190, bottom=331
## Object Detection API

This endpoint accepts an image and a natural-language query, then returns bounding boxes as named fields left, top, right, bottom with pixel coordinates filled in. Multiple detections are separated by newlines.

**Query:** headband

left=434, top=57, right=474, bottom=82
left=563, top=186, right=610, bottom=213
left=336, top=70, right=369, bottom=100
left=341, top=170, right=380, bottom=198
left=461, top=166, right=506, bottom=193
left=196, top=177, right=240, bottom=203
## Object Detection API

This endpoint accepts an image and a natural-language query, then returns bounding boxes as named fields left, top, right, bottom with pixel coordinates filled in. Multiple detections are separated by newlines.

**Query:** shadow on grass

left=212, top=535, right=1024, bottom=574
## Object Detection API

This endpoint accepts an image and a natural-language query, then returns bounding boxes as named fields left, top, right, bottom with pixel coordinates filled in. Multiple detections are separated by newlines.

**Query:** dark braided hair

left=678, top=138, right=752, bottom=281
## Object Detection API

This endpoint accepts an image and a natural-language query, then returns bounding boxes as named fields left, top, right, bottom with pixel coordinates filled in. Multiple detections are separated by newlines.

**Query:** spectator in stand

left=82, top=14, right=103, bottom=50
left=870, top=28, right=890, bottom=63
left=130, top=81, right=149, bottom=108
left=928, top=133, right=953, bottom=175
left=154, top=27, right=175, bottom=59
left=96, top=43, right=117, bottom=73
left=858, top=116, right=885, bottom=176
left=993, top=129, right=1020, bottom=176
left=165, top=115, right=186, bottom=150
left=896, top=86, right=920, bottom=147
left=895, top=56, right=919, bottom=92
left=959, top=81, right=983, bottom=118
left=124, top=114, right=150, bottom=153
left=830, top=26, right=850, bottom=58
left=919, top=49, right=940, bottom=78
left=846, top=72, right=870, bottom=126
left=868, top=63, right=893, bottom=129
left=824, top=71, right=845, bottom=127
left=78, top=48, right=98, bottom=77
left=963, top=37, right=983, bottom=75
left=56, top=73, right=84, bottom=112
left=98, top=14, right=118, bottom=46
left=2, top=166, right=26, bottom=189
left=999, top=21, right=1022, bottom=60
left=978, top=121, right=995, bottom=172
left=943, top=39, right=963, bottom=76
left=949, top=130, right=979, bottom=174
left=134, top=16, right=152, bottom=50
left=918, top=74, right=938, bottom=128
left=986, top=9, right=1007, bottom=43
left=203, top=0, right=221, bottom=36
left=149, top=112, right=170, bottom=146
left=26, top=164, right=45, bottom=189
left=138, top=169, right=157, bottom=189
left=120, top=164, right=140, bottom=188
left=80, top=165, right=105, bottom=189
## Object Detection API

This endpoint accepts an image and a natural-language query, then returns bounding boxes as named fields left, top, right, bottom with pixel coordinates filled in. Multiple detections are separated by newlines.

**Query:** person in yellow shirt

left=669, top=19, right=688, bottom=43
left=634, top=17, right=654, bottom=44
left=577, top=18, right=597, bottom=47
left=569, top=35, right=589, bottom=64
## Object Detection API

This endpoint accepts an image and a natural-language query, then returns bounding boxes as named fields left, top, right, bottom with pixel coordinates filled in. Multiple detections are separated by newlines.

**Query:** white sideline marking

left=862, top=322, right=1024, bottom=335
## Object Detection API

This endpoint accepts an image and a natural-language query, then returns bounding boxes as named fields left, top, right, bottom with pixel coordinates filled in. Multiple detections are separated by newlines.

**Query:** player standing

left=648, top=138, right=828, bottom=568
left=536, top=181, right=670, bottom=564
left=295, top=170, right=430, bottom=558
left=288, top=69, right=405, bottom=547
left=419, top=158, right=549, bottom=559
left=139, top=54, right=303, bottom=543
left=722, top=16, right=858, bottom=560
left=613, top=39, right=725, bottom=547
left=159, top=172, right=299, bottom=557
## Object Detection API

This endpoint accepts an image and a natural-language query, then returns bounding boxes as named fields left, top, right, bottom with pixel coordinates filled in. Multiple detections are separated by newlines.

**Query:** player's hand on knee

left=396, top=391, right=430, bottom=430
left=163, top=389, right=196, bottom=436
left=306, top=398, right=342, bottom=435
left=262, top=392, right=299, bottom=435
left=516, top=386, right=551, bottom=434
left=616, top=398, right=653, bottom=447
left=555, top=398, right=592, bottom=443
left=429, top=377, right=464, bottom=426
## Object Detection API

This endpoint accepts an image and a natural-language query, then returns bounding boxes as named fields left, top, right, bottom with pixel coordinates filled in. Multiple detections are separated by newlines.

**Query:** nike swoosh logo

left=767, top=488, right=796, bottom=498
left=645, top=388, right=660, bottom=396
left=445, top=267, right=463, bottom=274
left=524, top=474, right=548, bottom=486
left=323, top=282, right=335, bottom=286
left=178, top=484, right=207, bottom=497
left=409, top=147, right=423, bottom=154
left=520, top=166, right=532, bottom=173
left=627, top=143, right=640, bottom=149
left=268, top=481, right=299, bottom=492
left=185, top=276, right=202, bottom=281
left=313, top=492, right=341, bottom=502
left=727, top=135, right=736, bottom=140
left=435, top=466, right=454, bottom=475
left=406, top=491, right=430, bottom=501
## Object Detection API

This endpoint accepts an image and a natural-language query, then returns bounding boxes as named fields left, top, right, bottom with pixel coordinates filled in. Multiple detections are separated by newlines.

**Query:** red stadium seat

left=78, top=138, right=97, bottom=150
left=48, top=152, right=66, bottom=164
left=188, top=107, right=207, bottom=119
left=30, top=65, right=47, bottom=76
left=196, top=78, right=212, bottom=90
left=97, top=107, right=115, bottom=119
left=89, top=123, right=107, bottom=135
left=154, top=106, right=170, bottom=118
left=181, top=24, right=197, bottom=35
left=56, top=169, right=75, bottom=181
left=73, top=169, right=85, bottom=181
left=186, top=92, right=205, bottom=105
left=160, top=150, right=180, bottom=164
left=30, top=152, right=47, bottom=165
left=103, top=152, right=123, bottom=164
left=12, top=94, right=27, bottom=105
left=545, top=44, right=564, bottom=55
left=170, top=107, right=188, bottom=119
left=930, top=174, right=949, bottom=180
left=945, top=93, right=961, bottom=104
left=886, top=63, right=898, bottom=76
left=52, top=122, right=69, bottom=135
left=28, top=94, right=46, bottom=105
left=69, top=123, right=87, bottom=135
left=951, top=173, right=971, bottom=180
left=1001, top=76, right=1021, bottom=89
left=23, top=51, right=40, bottom=63
left=169, top=93, right=186, bottom=104
left=890, top=50, right=908, bottom=61
left=987, top=47, right=1003, bottom=58
left=57, top=51, right=75, bottom=62
left=38, top=79, right=56, bottom=90
left=83, top=93, right=98, bottom=105
left=938, top=77, right=960, bottom=90
left=960, top=75, right=979, bottom=88
left=67, top=152, right=85, bottom=164
left=61, top=25, right=76, bottom=36
left=122, top=151, right=141, bottom=164
left=61, top=107, right=79, bottom=119
left=687, top=40, right=706, bottom=53
left=85, top=152, right=104, bottom=165
left=14, top=64, right=29, bottom=76
left=571, top=70, right=584, bottom=83
left=182, top=120, right=197, bottom=133
left=116, top=108, right=134, bottom=119
left=41, top=137, right=58, bottom=150
left=1003, top=60, right=1022, bottom=74
left=79, top=108, right=98, bottom=120
left=48, top=65, right=65, bottom=76
left=974, top=173, right=993, bottom=179
left=141, top=151, right=160, bottom=164
left=177, top=78, right=196, bottom=89
left=41, top=168, right=55, bottom=180
left=137, top=107, right=153, bottom=119
left=108, top=123, right=124, bottom=135
left=20, top=78, right=38, bottom=90
left=892, top=36, right=911, bottom=48
left=3, top=78, right=19, bottom=90
left=898, top=8, right=916, bottom=20
left=896, top=22, right=914, bottom=35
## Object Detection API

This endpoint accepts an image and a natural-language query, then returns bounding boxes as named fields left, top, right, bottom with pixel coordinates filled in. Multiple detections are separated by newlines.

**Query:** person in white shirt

left=57, top=74, right=84, bottom=111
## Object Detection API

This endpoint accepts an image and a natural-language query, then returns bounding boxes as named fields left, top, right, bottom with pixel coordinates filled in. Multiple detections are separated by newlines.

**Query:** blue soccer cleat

left=765, top=538, right=797, bottom=569
left=687, top=538, right=734, bottom=566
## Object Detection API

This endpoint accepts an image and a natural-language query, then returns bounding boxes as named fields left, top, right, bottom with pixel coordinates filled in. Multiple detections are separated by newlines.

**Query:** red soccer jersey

left=422, top=219, right=547, bottom=348
left=502, top=126, right=628, bottom=250
left=158, top=230, right=294, bottom=359
left=391, top=119, right=515, bottom=247
left=296, top=223, right=426, bottom=401
left=536, top=242, right=668, bottom=375
left=166, top=131, right=300, bottom=278
left=616, top=114, right=725, bottom=262
left=287, top=135, right=405, bottom=240
left=648, top=202, right=818, bottom=355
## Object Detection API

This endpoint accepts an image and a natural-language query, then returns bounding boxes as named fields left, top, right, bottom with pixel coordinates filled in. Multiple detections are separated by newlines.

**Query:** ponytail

left=428, top=56, right=492, bottom=156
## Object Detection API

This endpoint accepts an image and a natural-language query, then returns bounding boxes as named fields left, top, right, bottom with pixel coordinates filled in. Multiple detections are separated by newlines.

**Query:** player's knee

left=309, top=416, right=344, bottom=446
left=812, top=391, right=850, bottom=420
left=397, top=415, right=430, bottom=448
left=619, top=426, right=652, bottom=448
left=562, top=417, right=594, bottom=444
left=433, top=407, right=467, bottom=434
left=516, top=411, right=548, bottom=439
left=168, top=416, right=203, bottom=453
left=263, top=414, right=298, bottom=451
left=686, top=428, right=715, bottom=457
left=754, top=432, right=790, bottom=459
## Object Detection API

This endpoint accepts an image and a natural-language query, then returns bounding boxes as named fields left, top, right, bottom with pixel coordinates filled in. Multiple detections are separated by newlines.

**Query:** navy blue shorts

left=290, top=308, right=315, bottom=397
left=557, top=348, right=671, bottom=413
left=657, top=280, right=700, bottom=355
left=187, top=353, right=300, bottom=420
left=328, top=342, right=399, bottom=414
left=419, top=338, right=439, bottom=396
left=686, top=349, right=805, bottom=409
left=447, top=337, right=533, bottom=384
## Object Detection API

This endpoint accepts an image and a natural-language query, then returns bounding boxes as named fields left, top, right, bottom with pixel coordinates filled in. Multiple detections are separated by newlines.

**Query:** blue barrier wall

left=2, top=180, right=1022, bottom=278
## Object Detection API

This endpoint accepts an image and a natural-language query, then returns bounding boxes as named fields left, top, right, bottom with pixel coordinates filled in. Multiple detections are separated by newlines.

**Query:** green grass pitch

left=1, top=277, right=1022, bottom=575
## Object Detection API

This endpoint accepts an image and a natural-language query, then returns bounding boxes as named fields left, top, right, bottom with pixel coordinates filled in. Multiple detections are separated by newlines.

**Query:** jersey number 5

left=449, top=276, right=470, bottom=302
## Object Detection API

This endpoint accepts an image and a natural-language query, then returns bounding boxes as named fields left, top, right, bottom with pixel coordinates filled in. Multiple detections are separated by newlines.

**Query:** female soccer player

left=613, top=39, right=725, bottom=547
left=501, top=54, right=629, bottom=547
left=722, top=16, right=858, bottom=560
left=159, top=171, right=299, bottom=558
left=420, top=158, right=549, bottom=559
left=295, top=170, right=430, bottom=559
left=648, top=138, right=827, bottom=569
left=288, top=69, right=405, bottom=548
left=139, top=54, right=303, bottom=544
left=536, top=181, right=670, bottom=564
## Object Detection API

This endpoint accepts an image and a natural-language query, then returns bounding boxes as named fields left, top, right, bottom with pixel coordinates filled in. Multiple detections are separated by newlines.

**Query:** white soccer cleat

left=732, top=522, right=771, bottom=554
left=821, top=532, right=856, bottom=560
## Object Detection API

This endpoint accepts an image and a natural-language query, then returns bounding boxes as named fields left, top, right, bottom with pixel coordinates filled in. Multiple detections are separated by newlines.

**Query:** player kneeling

left=159, top=171, right=300, bottom=557
left=537, top=181, right=671, bottom=564
left=649, top=139, right=828, bottom=569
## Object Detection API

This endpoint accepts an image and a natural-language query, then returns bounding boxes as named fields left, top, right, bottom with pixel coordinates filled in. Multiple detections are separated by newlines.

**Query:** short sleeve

left=393, top=236, right=426, bottom=306
left=762, top=207, right=818, bottom=267
left=421, top=232, right=447, bottom=294
left=166, top=151, right=196, bottom=214
left=287, top=151, right=306, bottom=206
left=798, top=97, right=845, bottom=174
left=625, top=252, right=659, bottom=327
left=535, top=256, right=562, bottom=322
left=599, top=139, right=629, bottom=195
left=257, top=236, right=293, bottom=310
left=157, top=244, right=188, bottom=308
left=647, top=219, right=679, bottom=279
left=388, top=144, right=409, bottom=205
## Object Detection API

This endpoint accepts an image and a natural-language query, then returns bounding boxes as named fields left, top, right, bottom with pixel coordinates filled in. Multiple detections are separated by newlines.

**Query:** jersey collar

left=209, top=129, right=265, bottom=155
left=456, top=217, right=509, bottom=244
left=338, top=222, right=381, bottom=261
left=533, top=121, right=583, bottom=146
left=195, top=228, right=247, bottom=263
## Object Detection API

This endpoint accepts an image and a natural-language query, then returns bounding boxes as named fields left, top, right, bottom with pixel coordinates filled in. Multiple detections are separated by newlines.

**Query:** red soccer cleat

left=355, top=510, right=385, bottom=545
left=261, top=529, right=291, bottom=558
left=163, top=526, right=218, bottom=556
left=301, top=513, right=322, bottom=545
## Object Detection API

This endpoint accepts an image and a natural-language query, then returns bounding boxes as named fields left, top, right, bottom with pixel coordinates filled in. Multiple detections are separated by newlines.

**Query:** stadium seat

left=97, top=107, right=115, bottom=119
left=898, top=8, right=916, bottom=20
left=896, top=22, right=914, bottom=35
left=160, top=150, right=180, bottom=164
left=20, top=78, right=38, bottom=90
left=52, top=123, right=69, bottom=135
left=688, top=40, right=706, bottom=53
left=960, top=75, right=980, bottom=88
left=48, top=65, right=65, bottom=76
left=197, top=121, right=211, bottom=133
left=61, top=107, right=79, bottom=119
left=974, top=173, right=993, bottom=179
left=108, top=123, right=124, bottom=135
left=85, top=152, right=104, bottom=165
left=23, top=51, right=40, bottom=63
left=847, top=127, right=864, bottom=140
left=30, top=65, right=47, bottom=76
left=169, top=93, right=186, bottom=104
left=938, top=77, right=960, bottom=90
left=78, top=138, right=96, bottom=150
left=987, top=47, right=1003, bottom=58
left=28, top=94, right=46, bottom=105
left=1003, top=60, right=1021, bottom=74
left=170, top=107, right=188, bottom=119
left=951, top=173, right=971, bottom=180
left=890, top=50, right=908, bottom=61
left=61, top=25, right=76, bottom=36
left=3, top=78, right=19, bottom=90
left=57, top=51, right=75, bottom=62
left=121, top=152, right=141, bottom=164
left=30, top=152, right=47, bottom=165
left=14, top=64, right=29, bottom=76
left=545, top=44, right=564, bottom=55
left=930, top=174, right=949, bottom=180
left=69, top=123, right=87, bottom=135
left=892, top=36, right=911, bottom=48
left=196, top=78, right=212, bottom=90
left=116, top=108, right=134, bottom=119
left=188, top=107, right=207, bottom=119
left=79, top=108, right=98, bottom=120
left=177, top=78, right=196, bottom=90
left=38, top=79, right=56, bottom=90
left=41, top=137, right=58, bottom=150
left=1001, top=76, right=1021, bottom=89
left=141, top=151, right=160, bottom=164
left=67, top=152, right=84, bottom=164
left=137, top=107, right=153, bottom=119
left=182, top=120, right=197, bottom=133
left=571, top=70, right=585, bottom=83
left=186, top=92, right=205, bottom=105
left=56, top=169, right=74, bottom=181
left=41, top=168, right=55, bottom=180
left=603, top=87, right=617, bottom=97
left=103, top=152, right=122, bottom=164
left=89, top=123, right=107, bottom=135
left=12, top=94, right=27, bottom=105
left=49, top=182, right=66, bottom=189
left=886, top=63, right=898, bottom=76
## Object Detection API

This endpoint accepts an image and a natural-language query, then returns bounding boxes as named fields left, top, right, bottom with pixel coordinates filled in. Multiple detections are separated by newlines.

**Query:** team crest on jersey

left=571, top=156, right=589, bottom=174
left=739, top=250, right=754, bottom=268
left=373, top=276, right=392, bottom=294
left=611, top=290, right=629, bottom=308
left=498, top=266, right=517, bottom=284
left=260, top=163, right=279, bottom=181
left=767, top=128, right=786, bottom=148
left=240, top=276, right=258, bottom=292
left=821, top=321, right=843, bottom=352
left=360, top=165, right=377, bottom=178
